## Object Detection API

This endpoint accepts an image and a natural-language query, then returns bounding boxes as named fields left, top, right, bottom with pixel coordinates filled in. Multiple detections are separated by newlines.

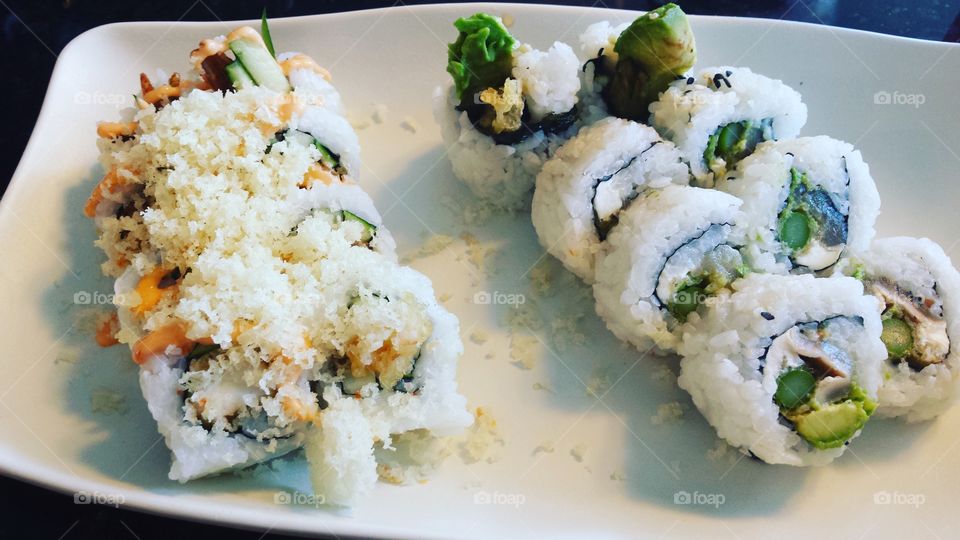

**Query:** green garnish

left=446, top=13, right=516, bottom=108
left=603, top=3, right=696, bottom=120
left=341, top=210, right=376, bottom=243
left=261, top=9, right=276, bottom=58
left=778, top=210, right=812, bottom=251
left=776, top=168, right=821, bottom=253
left=881, top=316, right=914, bottom=359
left=314, top=141, right=341, bottom=170
left=851, top=264, right=867, bottom=281
left=774, top=368, right=816, bottom=409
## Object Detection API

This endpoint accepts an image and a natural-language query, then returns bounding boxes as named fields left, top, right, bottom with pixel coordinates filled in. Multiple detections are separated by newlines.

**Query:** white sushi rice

left=434, top=39, right=583, bottom=210
left=717, top=136, right=880, bottom=274
left=650, top=66, right=807, bottom=187
left=575, top=21, right=631, bottom=125
left=531, top=117, right=689, bottom=281
left=835, top=237, right=960, bottom=421
left=282, top=51, right=347, bottom=117
left=678, top=273, right=886, bottom=466
left=512, top=42, right=582, bottom=120
left=292, top=104, right=361, bottom=177
left=593, top=185, right=743, bottom=354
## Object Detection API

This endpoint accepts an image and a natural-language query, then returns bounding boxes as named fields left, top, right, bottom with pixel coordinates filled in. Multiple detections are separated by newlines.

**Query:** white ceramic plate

left=2, top=3, right=959, bottom=538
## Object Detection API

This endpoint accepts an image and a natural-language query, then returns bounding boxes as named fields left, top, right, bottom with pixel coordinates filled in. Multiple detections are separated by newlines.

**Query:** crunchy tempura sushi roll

left=578, top=4, right=696, bottom=123
left=717, top=136, right=881, bottom=274
left=833, top=237, right=960, bottom=421
left=650, top=66, right=807, bottom=187
left=85, top=21, right=472, bottom=504
left=593, top=185, right=744, bottom=353
left=435, top=13, right=582, bottom=209
left=678, top=274, right=885, bottom=465
left=531, top=117, right=689, bottom=281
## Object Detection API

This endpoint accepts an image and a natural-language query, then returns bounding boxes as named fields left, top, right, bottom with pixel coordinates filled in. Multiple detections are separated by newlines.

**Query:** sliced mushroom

left=788, top=327, right=852, bottom=379
left=867, top=279, right=949, bottom=368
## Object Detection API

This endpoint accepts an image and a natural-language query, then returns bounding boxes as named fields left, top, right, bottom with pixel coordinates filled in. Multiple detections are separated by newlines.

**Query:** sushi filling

left=180, top=350, right=305, bottom=442
left=464, top=83, right=578, bottom=145
left=776, top=167, right=848, bottom=271
left=766, top=318, right=876, bottom=449
left=868, top=279, right=950, bottom=370
left=703, top=118, right=773, bottom=180
left=446, top=13, right=578, bottom=145
left=330, top=291, right=432, bottom=396
left=591, top=155, right=640, bottom=240
left=290, top=209, right=379, bottom=249
left=654, top=224, right=746, bottom=322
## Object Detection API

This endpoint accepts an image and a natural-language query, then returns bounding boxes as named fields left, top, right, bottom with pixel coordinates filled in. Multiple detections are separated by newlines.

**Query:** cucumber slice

left=341, top=210, right=376, bottom=242
left=225, top=60, right=255, bottom=89
left=228, top=38, right=290, bottom=92
left=313, top=141, right=341, bottom=170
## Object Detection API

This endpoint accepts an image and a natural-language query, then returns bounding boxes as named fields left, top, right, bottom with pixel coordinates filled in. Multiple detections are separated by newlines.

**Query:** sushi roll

left=678, top=274, right=885, bottom=465
left=531, top=117, right=689, bottom=282
left=85, top=22, right=472, bottom=505
left=716, top=136, right=881, bottom=274
left=301, top=248, right=472, bottom=507
left=833, top=237, right=960, bottom=421
left=435, top=13, right=582, bottom=210
left=578, top=4, right=696, bottom=124
left=593, top=185, right=744, bottom=354
left=650, top=66, right=807, bottom=187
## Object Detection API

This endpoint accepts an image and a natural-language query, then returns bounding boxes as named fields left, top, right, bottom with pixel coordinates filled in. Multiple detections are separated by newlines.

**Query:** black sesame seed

left=761, top=311, right=775, bottom=320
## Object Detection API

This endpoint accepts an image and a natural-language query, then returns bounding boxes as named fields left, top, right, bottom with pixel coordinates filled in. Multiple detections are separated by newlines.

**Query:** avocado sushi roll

left=717, top=136, right=881, bottom=274
left=650, top=66, right=807, bottom=187
left=435, top=13, right=582, bottom=210
left=678, top=274, right=885, bottom=465
left=833, top=237, right=960, bottom=421
left=531, top=117, right=689, bottom=282
left=593, top=185, right=744, bottom=354
left=578, top=3, right=696, bottom=124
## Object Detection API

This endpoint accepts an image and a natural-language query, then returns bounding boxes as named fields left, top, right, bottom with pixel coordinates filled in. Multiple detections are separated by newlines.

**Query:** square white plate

left=2, top=3, right=958, bottom=538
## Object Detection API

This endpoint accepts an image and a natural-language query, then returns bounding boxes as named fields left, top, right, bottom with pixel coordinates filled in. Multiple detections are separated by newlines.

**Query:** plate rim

left=2, top=3, right=959, bottom=538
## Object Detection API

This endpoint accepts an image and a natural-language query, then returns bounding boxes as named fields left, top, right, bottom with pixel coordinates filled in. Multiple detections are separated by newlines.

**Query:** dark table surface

left=1, top=0, right=958, bottom=538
